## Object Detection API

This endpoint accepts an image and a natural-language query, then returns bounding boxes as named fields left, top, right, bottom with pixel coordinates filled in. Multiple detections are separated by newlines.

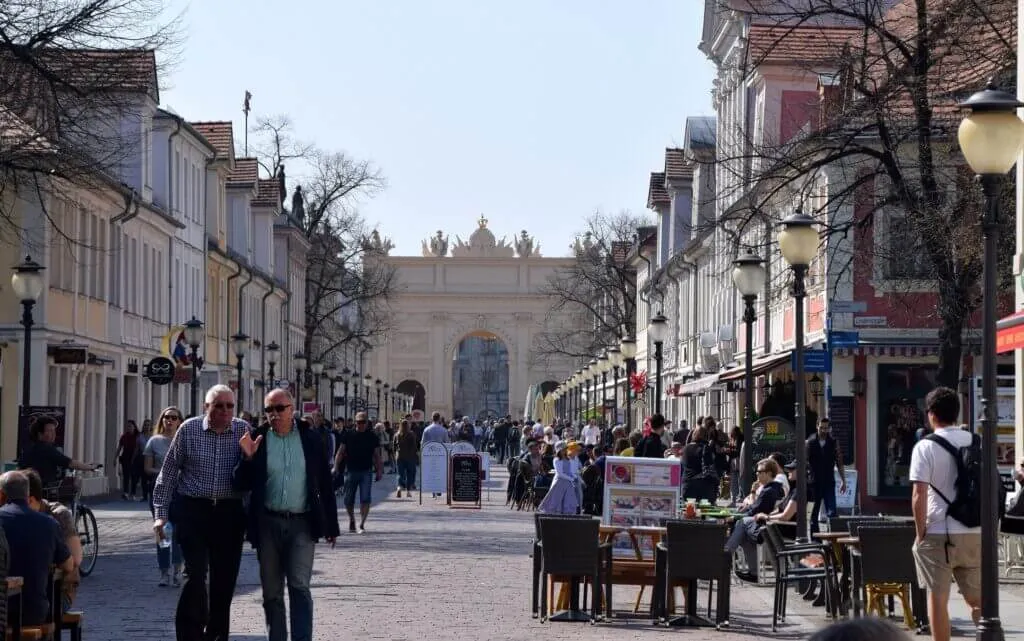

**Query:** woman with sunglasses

left=145, top=406, right=184, bottom=586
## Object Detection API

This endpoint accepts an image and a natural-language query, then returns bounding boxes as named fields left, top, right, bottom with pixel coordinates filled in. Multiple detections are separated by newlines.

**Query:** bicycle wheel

left=77, top=506, right=99, bottom=577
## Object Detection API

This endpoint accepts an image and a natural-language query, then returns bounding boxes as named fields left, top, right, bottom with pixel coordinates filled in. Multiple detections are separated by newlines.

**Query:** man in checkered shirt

left=152, top=384, right=250, bottom=641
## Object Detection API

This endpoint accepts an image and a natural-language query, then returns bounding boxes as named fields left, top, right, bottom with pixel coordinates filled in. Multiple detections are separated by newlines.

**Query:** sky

left=161, top=1, right=716, bottom=257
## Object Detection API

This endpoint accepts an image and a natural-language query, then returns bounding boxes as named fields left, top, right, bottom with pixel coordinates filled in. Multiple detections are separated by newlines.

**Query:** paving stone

left=72, top=465, right=1017, bottom=640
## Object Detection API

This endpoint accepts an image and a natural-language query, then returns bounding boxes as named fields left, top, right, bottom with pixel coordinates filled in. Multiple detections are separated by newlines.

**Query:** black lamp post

left=364, top=373, right=372, bottom=409
left=620, top=337, right=637, bottom=430
left=11, top=256, right=45, bottom=428
left=572, top=370, right=582, bottom=423
left=230, top=332, right=249, bottom=413
left=957, top=83, right=1024, bottom=641
left=375, top=379, right=382, bottom=420
left=183, top=316, right=205, bottom=417
left=311, top=360, right=324, bottom=408
left=293, top=352, right=307, bottom=398
left=351, top=371, right=360, bottom=415
left=608, top=346, right=622, bottom=425
left=779, top=209, right=819, bottom=540
left=732, top=250, right=766, bottom=492
left=648, top=313, right=668, bottom=416
left=265, top=341, right=280, bottom=387
left=341, top=368, right=351, bottom=419
left=325, top=364, right=337, bottom=414
left=383, top=382, right=390, bottom=421
left=598, top=354, right=609, bottom=424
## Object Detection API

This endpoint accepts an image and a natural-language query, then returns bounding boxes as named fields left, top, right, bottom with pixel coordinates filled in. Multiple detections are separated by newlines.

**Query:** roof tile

left=227, top=157, right=258, bottom=188
left=189, top=121, right=234, bottom=159
left=647, top=172, right=670, bottom=209
left=664, top=148, right=693, bottom=182
left=252, top=178, right=281, bottom=209
left=747, top=25, right=861, bottom=67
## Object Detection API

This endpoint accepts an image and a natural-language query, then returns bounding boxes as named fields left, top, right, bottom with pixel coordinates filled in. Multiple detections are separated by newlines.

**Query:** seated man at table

left=724, top=458, right=789, bottom=582
left=0, top=471, right=73, bottom=625
left=25, top=469, right=80, bottom=612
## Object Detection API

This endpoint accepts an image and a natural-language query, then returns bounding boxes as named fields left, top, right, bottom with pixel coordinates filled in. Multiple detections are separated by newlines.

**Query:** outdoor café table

left=7, top=576, right=23, bottom=641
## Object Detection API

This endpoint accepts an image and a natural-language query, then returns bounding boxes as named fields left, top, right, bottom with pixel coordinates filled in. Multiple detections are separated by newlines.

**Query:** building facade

left=368, top=217, right=576, bottom=421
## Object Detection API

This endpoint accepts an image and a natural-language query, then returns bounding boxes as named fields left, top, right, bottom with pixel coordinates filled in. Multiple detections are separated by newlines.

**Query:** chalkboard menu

left=748, top=416, right=797, bottom=478
left=450, top=454, right=482, bottom=504
left=828, top=396, right=855, bottom=465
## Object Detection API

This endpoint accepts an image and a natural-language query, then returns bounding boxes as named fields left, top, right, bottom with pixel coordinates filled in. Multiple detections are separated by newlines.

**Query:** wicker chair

left=855, top=525, right=918, bottom=629
left=531, top=513, right=593, bottom=619
left=763, top=522, right=840, bottom=631
left=658, top=519, right=731, bottom=628
left=537, top=517, right=604, bottom=624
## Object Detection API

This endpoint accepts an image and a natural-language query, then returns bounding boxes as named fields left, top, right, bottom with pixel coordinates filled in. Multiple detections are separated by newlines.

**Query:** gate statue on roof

left=451, top=215, right=515, bottom=258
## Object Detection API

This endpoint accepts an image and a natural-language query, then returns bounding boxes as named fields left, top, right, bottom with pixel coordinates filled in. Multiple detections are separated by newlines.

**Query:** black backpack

left=924, top=433, right=982, bottom=528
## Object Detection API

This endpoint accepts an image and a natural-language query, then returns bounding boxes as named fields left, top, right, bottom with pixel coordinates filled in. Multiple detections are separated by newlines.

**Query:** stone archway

left=395, top=379, right=426, bottom=418
left=451, top=330, right=510, bottom=420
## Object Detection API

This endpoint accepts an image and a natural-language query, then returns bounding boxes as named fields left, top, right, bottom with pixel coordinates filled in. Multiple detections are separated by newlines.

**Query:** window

left=77, top=206, right=88, bottom=294
left=129, top=237, right=137, bottom=312
left=884, top=215, right=932, bottom=280
left=875, top=364, right=938, bottom=497
left=89, top=214, right=100, bottom=298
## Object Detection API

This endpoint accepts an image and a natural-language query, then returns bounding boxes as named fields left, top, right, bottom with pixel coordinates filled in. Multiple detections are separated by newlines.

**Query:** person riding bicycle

left=18, top=415, right=100, bottom=489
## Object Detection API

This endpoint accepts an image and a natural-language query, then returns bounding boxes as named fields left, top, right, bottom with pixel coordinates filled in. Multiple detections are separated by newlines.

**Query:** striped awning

left=833, top=344, right=940, bottom=357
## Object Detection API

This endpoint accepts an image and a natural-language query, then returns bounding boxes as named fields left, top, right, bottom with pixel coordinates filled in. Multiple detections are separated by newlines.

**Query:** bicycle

left=44, top=466, right=101, bottom=577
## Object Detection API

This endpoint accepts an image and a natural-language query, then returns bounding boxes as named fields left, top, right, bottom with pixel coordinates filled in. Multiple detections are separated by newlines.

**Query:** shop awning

left=679, top=373, right=721, bottom=396
left=997, top=311, right=1024, bottom=354
left=717, top=351, right=793, bottom=382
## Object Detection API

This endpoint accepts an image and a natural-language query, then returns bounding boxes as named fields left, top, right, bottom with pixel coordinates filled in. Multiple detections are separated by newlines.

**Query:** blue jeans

left=157, top=526, right=183, bottom=571
left=810, top=482, right=838, bottom=533
left=397, top=460, right=417, bottom=490
left=344, top=470, right=373, bottom=507
left=257, top=513, right=315, bottom=641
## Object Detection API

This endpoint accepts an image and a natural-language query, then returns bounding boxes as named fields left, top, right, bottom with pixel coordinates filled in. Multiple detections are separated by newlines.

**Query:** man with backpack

left=909, top=386, right=981, bottom=641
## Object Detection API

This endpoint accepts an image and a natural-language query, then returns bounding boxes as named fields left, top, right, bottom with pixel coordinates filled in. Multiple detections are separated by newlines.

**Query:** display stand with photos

left=601, top=456, right=681, bottom=558
left=419, top=441, right=449, bottom=505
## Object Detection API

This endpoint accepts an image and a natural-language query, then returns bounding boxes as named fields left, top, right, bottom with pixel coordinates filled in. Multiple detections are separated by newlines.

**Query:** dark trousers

left=257, top=513, right=315, bottom=641
left=174, top=497, right=246, bottom=641
left=397, top=459, right=417, bottom=490
left=119, top=460, right=132, bottom=495
left=810, top=482, right=838, bottom=534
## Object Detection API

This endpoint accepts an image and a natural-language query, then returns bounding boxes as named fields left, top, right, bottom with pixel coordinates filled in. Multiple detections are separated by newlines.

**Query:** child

left=538, top=440, right=581, bottom=514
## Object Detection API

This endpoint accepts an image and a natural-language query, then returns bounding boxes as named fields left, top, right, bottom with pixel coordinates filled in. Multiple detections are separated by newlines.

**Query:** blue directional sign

left=829, top=331, right=860, bottom=348
left=793, top=349, right=832, bottom=373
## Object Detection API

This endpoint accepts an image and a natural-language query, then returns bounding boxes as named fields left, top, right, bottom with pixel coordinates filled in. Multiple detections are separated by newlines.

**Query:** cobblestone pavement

left=71, top=466, right=1017, bottom=640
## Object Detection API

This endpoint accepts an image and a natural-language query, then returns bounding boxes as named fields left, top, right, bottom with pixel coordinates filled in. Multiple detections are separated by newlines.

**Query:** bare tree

left=702, top=0, right=1016, bottom=387
left=0, top=0, right=181, bottom=243
left=531, top=210, right=652, bottom=369
left=248, top=117, right=395, bottom=365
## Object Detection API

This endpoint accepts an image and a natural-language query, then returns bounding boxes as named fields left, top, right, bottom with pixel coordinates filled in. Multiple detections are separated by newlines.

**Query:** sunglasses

left=756, top=468, right=769, bottom=473
left=264, top=404, right=291, bottom=414
left=163, top=415, right=181, bottom=421
left=211, top=402, right=235, bottom=411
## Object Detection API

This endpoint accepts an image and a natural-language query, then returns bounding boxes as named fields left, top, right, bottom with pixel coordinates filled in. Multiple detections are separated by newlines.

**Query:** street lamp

left=383, top=382, right=391, bottom=421
left=183, top=316, right=205, bottom=417
left=608, top=346, right=623, bottom=427
left=732, top=250, right=766, bottom=492
left=809, top=373, right=824, bottom=399
left=364, top=373, right=372, bottom=408
left=11, top=256, right=45, bottom=424
left=849, top=373, right=866, bottom=397
left=374, top=378, right=383, bottom=420
left=325, top=364, right=337, bottom=413
left=341, top=368, right=352, bottom=419
left=311, top=360, right=324, bottom=408
left=778, top=209, right=819, bottom=540
left=265, top=341, right=280, bottom=386
left=230, top=332, right=249, bottom=413
left=958, top=83, right=1024, bottom=641
left=598, top=354, right=610, bottom=423
left=648, top=313, right=668, bottom=415
left=293, top=352, right=307, bottom=397
left=620, top=337, right=638, bottom=430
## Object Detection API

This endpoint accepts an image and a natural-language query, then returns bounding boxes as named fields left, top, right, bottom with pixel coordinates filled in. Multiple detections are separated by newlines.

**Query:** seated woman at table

left=538, top=440, right=582, bottom=515
left=724, top=458, right=787, bottom=582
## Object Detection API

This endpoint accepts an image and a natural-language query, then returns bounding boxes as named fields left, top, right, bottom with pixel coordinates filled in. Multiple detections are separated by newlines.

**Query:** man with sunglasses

left=152, top=384, right=250, bottom=641
left=334, top=411, right=383, bottom=533
left=234, top=390, right=339, bottom=641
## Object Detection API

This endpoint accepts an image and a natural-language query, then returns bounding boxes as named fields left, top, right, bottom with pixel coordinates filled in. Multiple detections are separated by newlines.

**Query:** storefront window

left=876, top=364, right=938, bottom=497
